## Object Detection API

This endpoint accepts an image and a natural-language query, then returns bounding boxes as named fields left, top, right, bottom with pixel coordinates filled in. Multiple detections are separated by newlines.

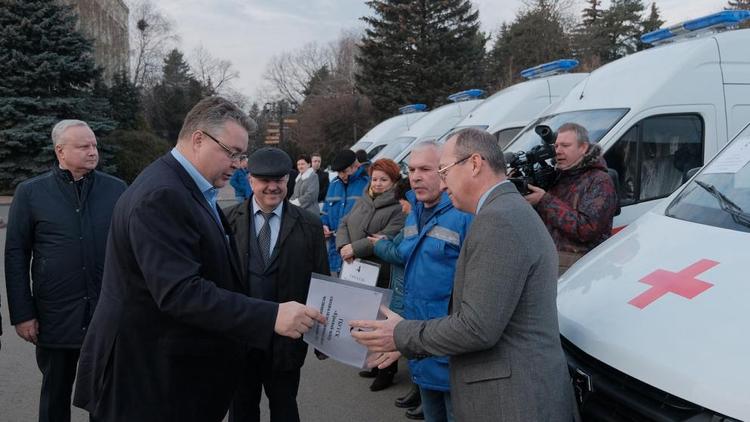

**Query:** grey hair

left=51, top=120, right=91, bottom=146
left=178, top=96, right=257, bottom=142
left=411, top=139, right=441, bottom=153
left=557, top=122, right=590, bottom=144
left=450, top=128, right=506, bottom=175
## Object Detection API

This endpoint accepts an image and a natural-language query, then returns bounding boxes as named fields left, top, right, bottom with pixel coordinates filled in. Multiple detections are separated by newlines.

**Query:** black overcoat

left=225, top=197, right=329, bottom=371
left=4, top=166, right=126, bottom=347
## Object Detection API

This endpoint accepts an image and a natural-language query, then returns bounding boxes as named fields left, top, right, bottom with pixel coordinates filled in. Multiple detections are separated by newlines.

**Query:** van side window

left=604, top=114, right=704, bottom=206
left=495, top=127, right=522, bottom=149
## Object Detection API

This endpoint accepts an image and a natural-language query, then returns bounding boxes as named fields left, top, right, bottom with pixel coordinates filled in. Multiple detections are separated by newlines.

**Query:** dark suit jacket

left=394, top=182, right=574, bottom=422
left=225, top=198, right=329, bottom=371
left=73, top=153, right=279, bottom=422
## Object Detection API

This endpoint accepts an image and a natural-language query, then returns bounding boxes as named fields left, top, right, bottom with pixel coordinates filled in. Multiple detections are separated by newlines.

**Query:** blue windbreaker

left=398, top=191, right=472, bottom=391
left=321, top=166, right=369, bottom=272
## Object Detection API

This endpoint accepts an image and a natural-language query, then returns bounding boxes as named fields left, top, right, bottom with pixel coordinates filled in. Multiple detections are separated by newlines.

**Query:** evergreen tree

left=488, top=1, right=572, bottom=89
left=582, top=0, right=603, bottom=26
left=573, top=0, right=609, bottom=70
left=356, top=0, right=487, bottom=117
left=146, top=49, right=205, bottom=142
left=106, top=71, right=142, bottom=130
left=303, top=65, right=333, bottom=97
left=638, top=2, right=665, bottom=51
left=0, top=0, right=115, bottom=192
left=599, top=0, right=646, bottom=62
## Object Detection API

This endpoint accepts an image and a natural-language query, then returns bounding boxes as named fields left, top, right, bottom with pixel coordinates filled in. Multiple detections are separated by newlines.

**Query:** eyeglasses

left=437, top=155, right=472, bottom=181
left=200, top=130, right=248, bottom=162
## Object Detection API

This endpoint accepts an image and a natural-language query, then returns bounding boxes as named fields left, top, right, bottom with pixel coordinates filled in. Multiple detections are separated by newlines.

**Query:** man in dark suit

left=225, top=147, right=329, bottom=422
left=72, top=97, right=325, bottom=422
left=352, top=128, right=574, bottom=421
left=5, top=119, right=127, bottom=422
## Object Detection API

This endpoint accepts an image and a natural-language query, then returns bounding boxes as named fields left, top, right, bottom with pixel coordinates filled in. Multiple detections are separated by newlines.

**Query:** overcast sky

left=151, top=0, right=728, bottom=102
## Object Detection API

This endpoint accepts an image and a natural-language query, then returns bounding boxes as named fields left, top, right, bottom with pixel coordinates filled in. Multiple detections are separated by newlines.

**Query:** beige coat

left=335, top=188, right=406, bottom=287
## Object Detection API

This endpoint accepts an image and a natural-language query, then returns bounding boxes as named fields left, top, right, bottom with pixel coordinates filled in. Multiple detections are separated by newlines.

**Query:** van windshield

left=374, top=136, right=416, bottom=160
left=504, top=108, right=629, bottom=153
left=351, top=141, right=372, bottom=151
left=666, top=125, right=750, bottom=233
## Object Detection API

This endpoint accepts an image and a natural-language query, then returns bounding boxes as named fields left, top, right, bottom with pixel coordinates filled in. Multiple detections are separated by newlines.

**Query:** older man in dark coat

left=5, top=119, right=127, bottom=422
left=226, top=147, right=329, bottom=422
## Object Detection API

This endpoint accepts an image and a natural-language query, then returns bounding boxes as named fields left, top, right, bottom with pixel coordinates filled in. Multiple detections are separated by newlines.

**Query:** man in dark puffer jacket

left=524, top=122, right=618, bottom=275
left=4, top=120, right=126, bottom=422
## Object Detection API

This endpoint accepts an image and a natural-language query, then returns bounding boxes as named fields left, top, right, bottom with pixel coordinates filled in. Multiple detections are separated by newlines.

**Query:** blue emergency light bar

left=641, top=10, right=750, bottom=45
left=447, top=89, right=485, bottom=103
left=398, top=103, right=428, bottom=114
left=520, top=59, right=579, bottom=80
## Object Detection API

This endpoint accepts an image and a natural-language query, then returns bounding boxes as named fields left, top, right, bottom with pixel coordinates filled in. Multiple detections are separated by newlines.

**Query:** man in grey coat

left=351, top=128, right=574, bottom=421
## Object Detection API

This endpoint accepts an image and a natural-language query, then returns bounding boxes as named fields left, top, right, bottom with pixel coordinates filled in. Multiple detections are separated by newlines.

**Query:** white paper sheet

left=304, top=274, right=392, bottom=368
left=703, top=136, right=750, bottom=174
left=340, top=258, right=381, bottom=287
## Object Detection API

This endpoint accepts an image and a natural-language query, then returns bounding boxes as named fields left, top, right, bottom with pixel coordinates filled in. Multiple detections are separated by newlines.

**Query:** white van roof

left=457, top=73, right=588, bottom=135
left=374, top=99, right=482, bottom=161
left=351, top=111, right=427, bottom=152
left=557, top=35, right=721, bottom=119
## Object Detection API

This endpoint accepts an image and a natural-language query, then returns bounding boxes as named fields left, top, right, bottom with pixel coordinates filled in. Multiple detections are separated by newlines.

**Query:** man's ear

left=471, top=153, right=483, bottom=176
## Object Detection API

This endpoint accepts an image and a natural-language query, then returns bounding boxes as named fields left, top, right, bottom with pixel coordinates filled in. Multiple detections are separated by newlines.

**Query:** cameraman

left=524, top=122, right=618, bottom=275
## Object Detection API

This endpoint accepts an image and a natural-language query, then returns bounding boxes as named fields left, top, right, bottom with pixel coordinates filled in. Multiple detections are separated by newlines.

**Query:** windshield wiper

left=694, top=180, right=750, bottom=228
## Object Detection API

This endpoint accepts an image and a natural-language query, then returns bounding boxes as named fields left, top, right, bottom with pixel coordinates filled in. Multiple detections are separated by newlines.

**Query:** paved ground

left=0, top=202, right=417, bottom=422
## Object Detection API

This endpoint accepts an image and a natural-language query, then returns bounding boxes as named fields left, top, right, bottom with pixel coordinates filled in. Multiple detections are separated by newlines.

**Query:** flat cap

left=331, top=150, right=357, bottom=172
left=247, top=147, right=292, bottom=178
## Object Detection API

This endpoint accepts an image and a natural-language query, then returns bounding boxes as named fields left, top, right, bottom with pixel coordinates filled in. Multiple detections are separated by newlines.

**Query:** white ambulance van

left=445, top=59, right=588, bottom=148
left=503, top=11, right=750, bottom=229
left=373, top=89, right=484, bottom=165
left=349, top=104, right=428, bottom=159
left=558, top=120, right=750, bottom=421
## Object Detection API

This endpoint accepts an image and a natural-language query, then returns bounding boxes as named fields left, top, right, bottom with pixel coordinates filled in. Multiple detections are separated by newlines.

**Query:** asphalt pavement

left=0, top=201, right=416, bottom=422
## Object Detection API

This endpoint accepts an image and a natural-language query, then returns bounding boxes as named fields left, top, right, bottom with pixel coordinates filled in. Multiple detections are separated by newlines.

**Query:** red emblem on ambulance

left=629, top=259, right=719, bottom=309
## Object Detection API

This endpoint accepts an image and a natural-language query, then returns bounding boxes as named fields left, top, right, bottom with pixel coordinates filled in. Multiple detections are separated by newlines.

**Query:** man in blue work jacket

left=321, top=150, right=369, bottom=275
left=396, top=141, right=472, bottom=422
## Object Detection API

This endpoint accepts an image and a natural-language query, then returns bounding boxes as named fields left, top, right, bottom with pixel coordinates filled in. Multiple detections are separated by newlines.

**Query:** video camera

left=506, top=125, right=558, bottom=195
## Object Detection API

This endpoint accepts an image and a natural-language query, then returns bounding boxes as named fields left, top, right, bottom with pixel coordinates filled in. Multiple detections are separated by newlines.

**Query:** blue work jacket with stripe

left=398, top=191, right=473, bottom=391
left=320, top=166, right=369, bottom=272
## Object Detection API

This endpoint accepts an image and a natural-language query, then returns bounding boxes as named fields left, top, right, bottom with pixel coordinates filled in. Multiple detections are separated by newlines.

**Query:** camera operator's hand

left=524, top=184, right=546, bottom=206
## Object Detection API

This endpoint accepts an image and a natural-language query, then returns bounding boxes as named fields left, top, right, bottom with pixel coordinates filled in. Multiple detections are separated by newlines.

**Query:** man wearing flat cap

left=225, top=147, right=329, bottom=422
left=321, top=149, right=370, bottom=275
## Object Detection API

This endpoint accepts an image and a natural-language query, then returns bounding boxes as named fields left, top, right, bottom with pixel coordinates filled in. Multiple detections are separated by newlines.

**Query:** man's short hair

left=311, top=152, right=322, bottom=159
left=557, top=122, right=590, bottom=145
left=355, top=149, right=368, bottom=163
left=178, top=96, right=257, bottom=142
left=51, top=120, right=91, bottom=146
left=411, top=139, right=441, bottom=153
left=451, top=128, right=506, bottom=175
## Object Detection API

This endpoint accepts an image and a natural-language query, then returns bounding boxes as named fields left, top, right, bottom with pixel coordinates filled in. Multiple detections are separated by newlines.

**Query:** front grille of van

left=561, top=337, right=738, bottom=422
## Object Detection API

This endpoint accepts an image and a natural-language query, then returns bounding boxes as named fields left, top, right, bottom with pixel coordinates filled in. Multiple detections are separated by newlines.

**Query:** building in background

left=60, top=0, right=129, bottom=84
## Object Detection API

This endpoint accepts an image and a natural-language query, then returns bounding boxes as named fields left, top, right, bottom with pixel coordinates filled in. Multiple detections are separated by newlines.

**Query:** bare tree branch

left=127, top=0, right=179, bottom=89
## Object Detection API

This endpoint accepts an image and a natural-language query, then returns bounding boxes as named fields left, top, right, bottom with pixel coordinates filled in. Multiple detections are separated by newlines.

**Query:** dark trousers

left=35, top=346, right=81, bottom=422
left=228, top=350, right=301, bottom=422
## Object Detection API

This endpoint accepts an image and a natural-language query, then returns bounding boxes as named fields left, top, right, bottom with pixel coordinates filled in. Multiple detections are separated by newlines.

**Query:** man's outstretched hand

left=349, top=306, right=403, bottom=352
left=275, top=302, right=326, bottom=339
